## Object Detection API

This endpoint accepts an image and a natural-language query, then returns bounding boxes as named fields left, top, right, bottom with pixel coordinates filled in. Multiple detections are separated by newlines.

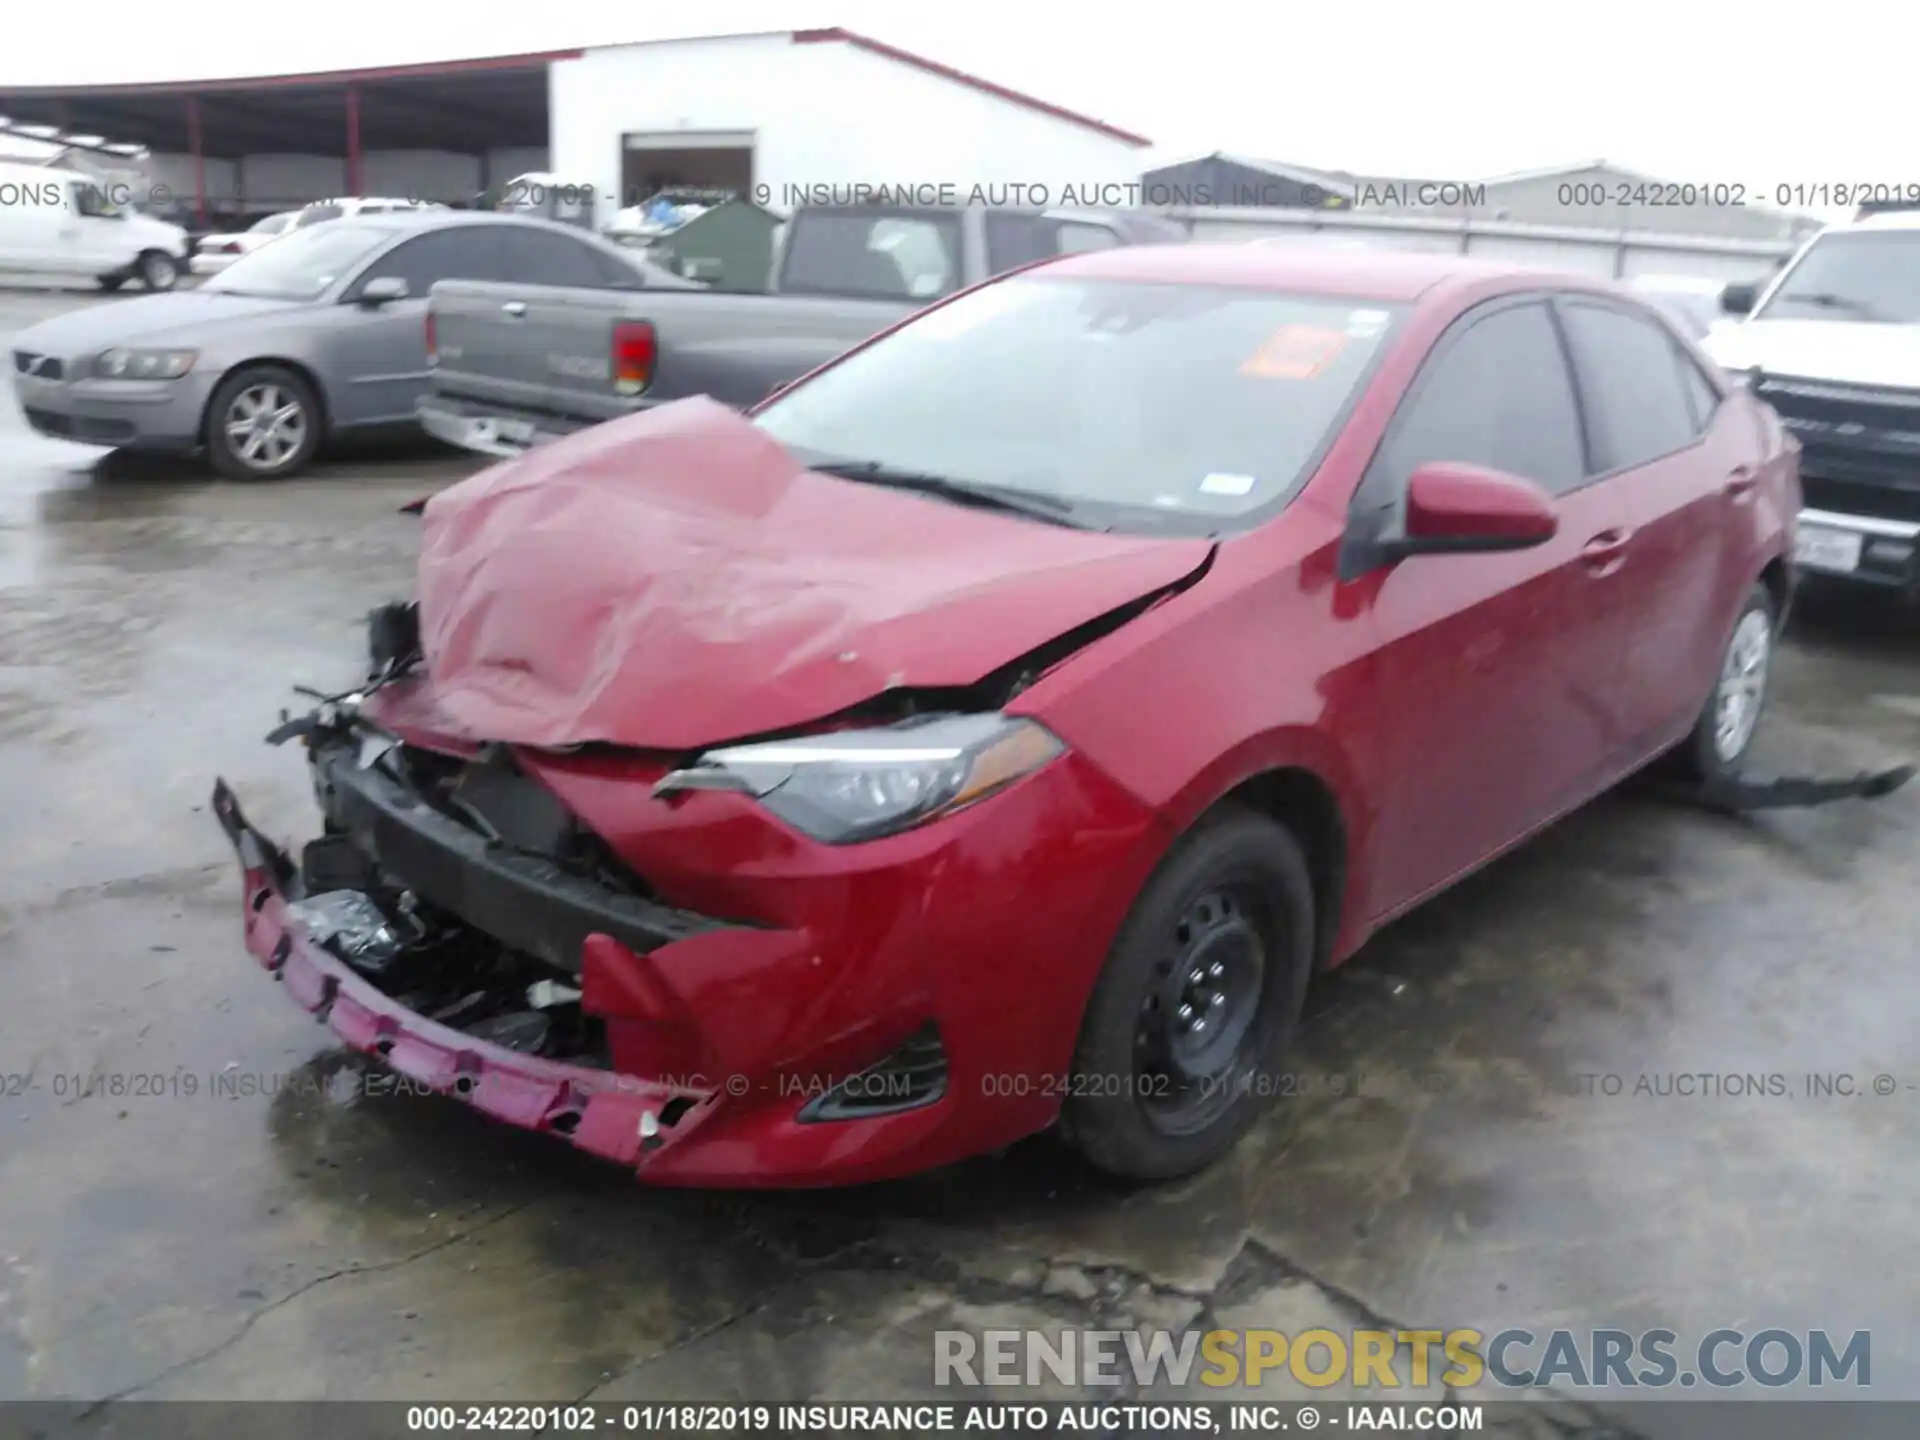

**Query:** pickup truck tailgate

left=432, top=282, right=637, bottom=428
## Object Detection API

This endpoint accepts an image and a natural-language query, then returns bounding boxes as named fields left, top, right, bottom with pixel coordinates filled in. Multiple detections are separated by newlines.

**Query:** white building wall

left=360, top=149, right=477, bottom=200
left=148, top=153, right=238, bottom=207
left=487, top=147, right=552, bottom=184
left=550, top=33, right=1144, bottom=216
left=232, top=154, right=345, bottom=205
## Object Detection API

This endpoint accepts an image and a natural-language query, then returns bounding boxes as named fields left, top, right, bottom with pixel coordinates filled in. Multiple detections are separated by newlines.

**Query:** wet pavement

left=2, top=290, right=1917, bottom=1435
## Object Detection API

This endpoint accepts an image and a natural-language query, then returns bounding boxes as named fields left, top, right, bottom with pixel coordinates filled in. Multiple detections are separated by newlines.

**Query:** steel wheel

left=1135, top=883, right=1271, bottom=1137
left=223, top=383, right=309, bottom=474
left=1713, top=607, right=1772, bottom=763
left=1059, top=808, right=1314, bottom=1181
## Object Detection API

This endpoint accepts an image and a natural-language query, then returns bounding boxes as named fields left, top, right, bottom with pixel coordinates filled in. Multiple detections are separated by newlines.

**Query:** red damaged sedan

left=214, top=246, right=1797, bottom=1186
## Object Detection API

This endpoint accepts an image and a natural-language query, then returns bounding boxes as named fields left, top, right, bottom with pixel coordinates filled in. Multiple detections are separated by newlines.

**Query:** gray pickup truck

left=417, top=203, right=1189, bottom=458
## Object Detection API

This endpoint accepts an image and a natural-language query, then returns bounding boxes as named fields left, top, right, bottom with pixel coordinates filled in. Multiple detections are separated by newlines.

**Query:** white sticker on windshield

left=1199, top=472, right=1256, bottom=497
left=1347, top=308, right=1390, bottom=339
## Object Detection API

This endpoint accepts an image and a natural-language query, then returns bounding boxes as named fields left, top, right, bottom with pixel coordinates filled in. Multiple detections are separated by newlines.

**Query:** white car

left=190, top=211, right=298, bottom=274
left=0, top=160, right=191, bottom=291
left=289, top=197, right=446, bottom=230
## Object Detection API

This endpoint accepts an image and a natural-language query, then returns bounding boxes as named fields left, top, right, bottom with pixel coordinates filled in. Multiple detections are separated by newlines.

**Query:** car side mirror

left=1720, top=281, right=1758, bottom=316
left=356, top=276, right=410, bottom=307
left=1391, top=462, right=1558, bottom=559
left=1339, top=463, right=1558, bottom=579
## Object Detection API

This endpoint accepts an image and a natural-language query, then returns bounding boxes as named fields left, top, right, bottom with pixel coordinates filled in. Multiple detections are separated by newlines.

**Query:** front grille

left=799, top=1024, right=949, bottom=1121
left=23, top=408, right=134, bottom=443
left=309, top=736, right=722, bottom=975
left=1801, top=474, right=1920, bottom=524
left=385, top=742, right=642, bottom=892
left=12, top=351, right=63, bottom=380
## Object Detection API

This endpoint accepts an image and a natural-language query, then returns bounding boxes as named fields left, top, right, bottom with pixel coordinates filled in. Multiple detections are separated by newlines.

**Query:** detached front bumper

left=211, top=764, right=1089, bottom=1188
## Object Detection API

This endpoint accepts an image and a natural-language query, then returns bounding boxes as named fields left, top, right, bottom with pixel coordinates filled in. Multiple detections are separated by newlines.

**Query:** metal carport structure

left=0, top=50, right=573, bottom=226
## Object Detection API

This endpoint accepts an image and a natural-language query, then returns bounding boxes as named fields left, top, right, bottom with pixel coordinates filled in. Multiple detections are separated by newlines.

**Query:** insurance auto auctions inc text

left=936, top=1326, right=1871, bottom=1391
left=757, top=181, right=1485, bottom=210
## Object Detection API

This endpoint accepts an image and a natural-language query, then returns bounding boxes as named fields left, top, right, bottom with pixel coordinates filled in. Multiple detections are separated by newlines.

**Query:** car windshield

left=203, top=222, right=395, bottom=299
left=1757, top=231, right=1920, bottom=324
left=751, top=276, right=1402, bottom=529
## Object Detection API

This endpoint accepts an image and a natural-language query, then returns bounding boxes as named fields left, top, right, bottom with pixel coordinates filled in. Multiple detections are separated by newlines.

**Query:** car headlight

left=93, top=347, right=197, bottom=380
left=653, top=713, right=1064, bottom=844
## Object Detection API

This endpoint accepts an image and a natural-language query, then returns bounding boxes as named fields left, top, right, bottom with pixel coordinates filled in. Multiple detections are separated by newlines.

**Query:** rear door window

left=1366, top=300, right=1587, bottom=501
left=348, top=226, right=516, bottom=297
left=1557, top=300, right=1703, bottom=471
left=780, top=210, right=963, bottom=300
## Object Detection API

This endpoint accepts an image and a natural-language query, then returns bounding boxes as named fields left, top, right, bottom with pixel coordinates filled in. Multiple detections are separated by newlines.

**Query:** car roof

left=1038, top=243, right=1596, bottom=302
left=1844, top=212, right=1920, bottom=232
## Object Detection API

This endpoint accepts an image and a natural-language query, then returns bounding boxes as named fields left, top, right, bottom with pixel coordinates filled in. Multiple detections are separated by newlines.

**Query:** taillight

left=612, top=320, right=656, bottom=396
left=424, top=310, right=437, bottom=367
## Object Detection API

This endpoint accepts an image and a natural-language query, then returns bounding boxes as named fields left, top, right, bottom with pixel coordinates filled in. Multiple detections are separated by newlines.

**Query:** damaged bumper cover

left=212, top=776, right=969, bottom=1185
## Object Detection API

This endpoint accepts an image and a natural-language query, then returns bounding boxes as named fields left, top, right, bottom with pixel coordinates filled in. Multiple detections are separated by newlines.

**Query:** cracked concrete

left=2, top=291, right=1917, bottom=1439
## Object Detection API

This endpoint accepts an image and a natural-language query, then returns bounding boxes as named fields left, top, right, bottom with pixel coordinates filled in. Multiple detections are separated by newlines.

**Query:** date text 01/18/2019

left=976, top=1071, right=1369, bottom=1100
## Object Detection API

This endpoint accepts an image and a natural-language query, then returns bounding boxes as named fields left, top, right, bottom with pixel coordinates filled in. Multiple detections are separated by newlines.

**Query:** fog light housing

left=798, top=1023, right=948, bottom=1121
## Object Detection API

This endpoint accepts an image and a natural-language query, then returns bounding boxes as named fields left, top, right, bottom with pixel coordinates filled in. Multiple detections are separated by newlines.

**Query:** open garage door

left=620, top=131, right=755, bottom=209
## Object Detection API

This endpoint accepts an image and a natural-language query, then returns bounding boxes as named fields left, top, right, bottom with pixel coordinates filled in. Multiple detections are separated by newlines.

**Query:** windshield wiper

left=1777, top=291, right=1886, bottom=320
left=807, top=460, right=1085, bottom=526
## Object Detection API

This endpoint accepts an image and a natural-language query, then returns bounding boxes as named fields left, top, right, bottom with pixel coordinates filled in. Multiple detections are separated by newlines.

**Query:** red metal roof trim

left=790, top=28, right=1150, bottom=147
left=0, top=48, right=583, bottom=97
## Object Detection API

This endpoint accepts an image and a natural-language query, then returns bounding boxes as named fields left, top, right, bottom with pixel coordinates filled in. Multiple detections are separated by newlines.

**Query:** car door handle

left=501, top=301, right=527, bottom=318
left=1581, top=528, right=1633, bottom=575
left=1724, top=465, right=1759, bottom=501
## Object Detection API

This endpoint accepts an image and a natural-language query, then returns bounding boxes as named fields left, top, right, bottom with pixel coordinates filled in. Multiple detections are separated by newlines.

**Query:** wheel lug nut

left=1207, top=962, right=1224, bottom=979
left=1177, top=1003, right=1194, bottom=1021
left=1210, top=992, right=1224, bottom=1008
left=1193, top=1018, right=1207, bottom=1033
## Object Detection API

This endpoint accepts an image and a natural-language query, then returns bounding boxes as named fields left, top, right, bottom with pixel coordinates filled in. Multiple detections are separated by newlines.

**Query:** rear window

left=779, top=210, right=963, bottom=301
left=753, top=276, right=1403, bottom=532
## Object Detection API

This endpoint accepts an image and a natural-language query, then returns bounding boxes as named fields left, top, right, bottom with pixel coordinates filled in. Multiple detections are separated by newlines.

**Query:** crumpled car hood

left=416, top=397, right=1213, bottom=750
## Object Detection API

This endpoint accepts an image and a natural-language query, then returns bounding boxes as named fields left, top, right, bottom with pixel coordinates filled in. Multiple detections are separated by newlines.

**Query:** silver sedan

left=8, top=211, right=697, bottom=479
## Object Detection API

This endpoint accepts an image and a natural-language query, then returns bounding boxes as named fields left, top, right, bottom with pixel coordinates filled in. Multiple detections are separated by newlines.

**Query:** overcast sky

left=0, top=0, right=1897, bottom=192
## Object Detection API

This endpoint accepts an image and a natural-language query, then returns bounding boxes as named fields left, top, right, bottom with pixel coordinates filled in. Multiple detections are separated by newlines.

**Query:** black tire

left=137, top=250, right=180, bottom=292
left=1059, top=807, right=1314, bottom=1181
left=205, top=364, right=323, bottom=481
left=97, top=273, right=127, bottom=293
left=1672, top=582, right=1777, bottom=784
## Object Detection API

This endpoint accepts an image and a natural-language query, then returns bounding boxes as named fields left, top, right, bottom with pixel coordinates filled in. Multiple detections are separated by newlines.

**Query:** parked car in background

left=418, top=203, right=1189, bottom=457
left=492, top=171, right=598, bottom=230
left=190, top=211, right=299, bottom=275
left=291, top=197, right=445, bottom=230
left=217, top=248, right=1796, bottom=1187
left=1706, top=212, right=1920, bottom=590
left=8, top=211, right=696, bottom=480
left=0, top=160, right=190, bottom=292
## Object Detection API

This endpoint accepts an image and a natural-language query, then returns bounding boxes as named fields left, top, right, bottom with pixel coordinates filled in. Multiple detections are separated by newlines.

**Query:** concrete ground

left=1, top=289, right=1916, bottom=1436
